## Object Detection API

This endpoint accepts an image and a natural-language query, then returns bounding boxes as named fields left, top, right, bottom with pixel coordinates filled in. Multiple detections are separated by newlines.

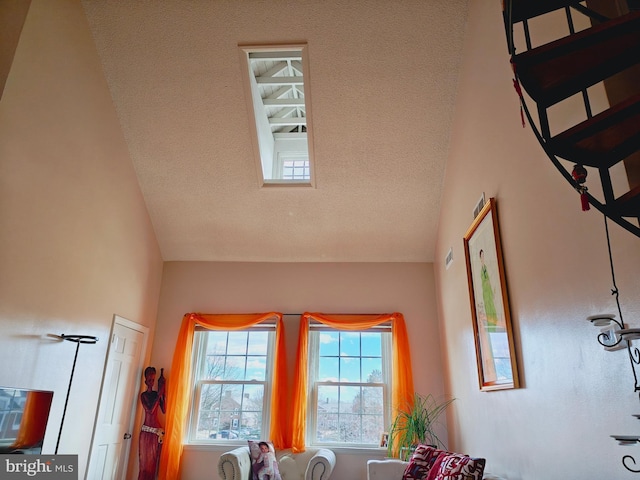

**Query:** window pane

left=319, top=331, right=339, bottom=356
left=316, top=385, right=338, bottom=442
left=224, top=356, right=246, bottom=380
left=317, top=385, right=338, bottom=407
left=338, top=385, right=359, bottom=413
left=317, top=411, right=339, bottom=442
left=202, top=384, right=266, bottom=440
left=239, top=384, right=264, bottom=439
left=242, top=384, right=264, bottom=413
left=228, top=331, right=248, bottom=355
left=204, top=355, right=227, bottom=380
left=361, top=413, right=384, bottom=444
left=247, top=331, right=268, bottom=355
left=318, top=357, right=338, bottom=382
left=282, top=159, right=310, bottom=180
left=362, top=386, right=383, bottom=413
left=361, top=332, right=382, bottom=356
left=207, top=331, right=230, bottom=355
left=339, top=332, right=360, bottom=357
left=339, top=357, right=360, bottom=382
left=362, top=358, right=382, bottom=382
left=338, top=414, right=360, bottom=442
left=246, top=355, right=267, bottom=381
left=194, top=384, right=223, bottom=440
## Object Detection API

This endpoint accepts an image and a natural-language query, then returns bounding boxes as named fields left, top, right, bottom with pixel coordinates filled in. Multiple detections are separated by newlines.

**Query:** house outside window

left=189, top=327, right=275, bottom=442
left=307, top=325, right=392, bottom=447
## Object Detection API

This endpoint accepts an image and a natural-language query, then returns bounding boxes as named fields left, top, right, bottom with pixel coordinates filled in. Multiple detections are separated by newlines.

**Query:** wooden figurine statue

left=139, top=366, right=166, bottom=480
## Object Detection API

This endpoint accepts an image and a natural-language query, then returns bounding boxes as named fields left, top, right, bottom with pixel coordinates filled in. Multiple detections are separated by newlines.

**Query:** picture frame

left=380, top=432, right=388, bottom=448
left=463, top=197, right=519, bottom=391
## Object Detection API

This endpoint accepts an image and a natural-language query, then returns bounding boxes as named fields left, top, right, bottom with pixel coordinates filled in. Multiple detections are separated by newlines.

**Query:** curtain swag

left=290, top=312, right=414, bottom=452
left=158, top=312, right=287, bottom=480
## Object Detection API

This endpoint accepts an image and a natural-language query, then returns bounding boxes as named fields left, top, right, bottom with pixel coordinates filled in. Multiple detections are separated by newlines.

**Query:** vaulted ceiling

left=81, top=0, right=470, bottom=262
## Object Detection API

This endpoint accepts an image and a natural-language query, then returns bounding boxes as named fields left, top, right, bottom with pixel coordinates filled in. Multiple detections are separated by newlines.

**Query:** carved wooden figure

left=139, top=366, right=166, bottom=480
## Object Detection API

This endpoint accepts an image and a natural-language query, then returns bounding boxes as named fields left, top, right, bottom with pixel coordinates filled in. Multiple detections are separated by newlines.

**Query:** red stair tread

left=549, top=93, right=640, bottom=167
left=512, top=11, right=640, bottom=107
left=615, top=184, right=640, bottom=217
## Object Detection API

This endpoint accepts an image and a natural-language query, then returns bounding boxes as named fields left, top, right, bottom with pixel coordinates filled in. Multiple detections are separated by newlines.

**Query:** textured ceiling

left=81, top=0, right=470, bottom=262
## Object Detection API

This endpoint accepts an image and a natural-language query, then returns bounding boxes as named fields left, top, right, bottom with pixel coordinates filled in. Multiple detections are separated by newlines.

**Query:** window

left=307, top=324, right=392, bottom=447
left=277, top=152, right=310, bottom=180
left=189, top=326, right=275, bottom=443
left=239, top=44, right=316, bottom=187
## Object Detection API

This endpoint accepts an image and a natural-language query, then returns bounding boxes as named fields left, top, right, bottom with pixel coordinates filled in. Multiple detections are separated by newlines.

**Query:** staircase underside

left=504, top=0, right=640, bottom=238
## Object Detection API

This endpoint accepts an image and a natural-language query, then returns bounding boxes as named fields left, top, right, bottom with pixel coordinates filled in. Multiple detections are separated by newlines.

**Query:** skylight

left=239, top=44, right=315, bottom=187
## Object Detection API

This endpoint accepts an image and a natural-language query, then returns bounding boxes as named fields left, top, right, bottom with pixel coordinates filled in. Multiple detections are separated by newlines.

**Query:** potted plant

left=387, top=393, right=454, bottom=460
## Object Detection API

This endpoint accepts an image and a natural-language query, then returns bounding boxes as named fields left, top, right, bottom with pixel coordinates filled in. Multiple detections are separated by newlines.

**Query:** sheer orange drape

left=158, top=312, right=288, bottom=480
left=290, top=312, right=414, bottom=452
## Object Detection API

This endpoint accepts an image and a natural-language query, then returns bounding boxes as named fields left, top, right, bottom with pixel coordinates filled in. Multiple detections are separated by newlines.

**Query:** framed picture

left=380, top=432, right=388, bottom=448
left=463, top=197, right=519, bottom=391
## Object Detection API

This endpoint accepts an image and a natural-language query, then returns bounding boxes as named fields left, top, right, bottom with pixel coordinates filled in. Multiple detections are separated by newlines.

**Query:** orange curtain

left=290, top=312, right=414, bottom=452
left=158, top=312, right=288, bottom=480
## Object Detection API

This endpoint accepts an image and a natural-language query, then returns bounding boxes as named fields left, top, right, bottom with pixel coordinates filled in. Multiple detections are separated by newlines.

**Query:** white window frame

left=188, top=324, right=276, bottom=444
left=306, top=323, right=392, bottom=447
left=275, top=151, right=310, bottom=180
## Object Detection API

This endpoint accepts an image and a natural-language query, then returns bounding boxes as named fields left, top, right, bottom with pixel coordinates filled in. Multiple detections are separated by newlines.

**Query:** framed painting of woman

left=463, top=197, right=519, bottom=391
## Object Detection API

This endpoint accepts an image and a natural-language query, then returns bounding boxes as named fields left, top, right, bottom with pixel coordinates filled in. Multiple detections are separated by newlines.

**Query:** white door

left=86, top=316, right=148, bottom=480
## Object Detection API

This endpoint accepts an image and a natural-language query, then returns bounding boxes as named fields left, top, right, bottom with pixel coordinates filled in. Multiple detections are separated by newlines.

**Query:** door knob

left=123, top=433, right=132, bottom=440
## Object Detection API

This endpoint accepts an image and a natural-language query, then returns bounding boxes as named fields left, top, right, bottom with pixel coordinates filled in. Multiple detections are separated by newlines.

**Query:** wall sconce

left=611, top=415, right=640, bottom=473
left=585, top=217, right=639, bottom=393
left=588, top=315, right=624, bottom=350
left=612, top=435, right=640, bottom=445
left=586, top=217, right=640, bottom=474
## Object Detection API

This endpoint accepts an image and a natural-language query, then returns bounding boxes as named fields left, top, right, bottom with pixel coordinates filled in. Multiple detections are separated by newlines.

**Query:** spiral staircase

left=503, top=0, right=640, bottom=238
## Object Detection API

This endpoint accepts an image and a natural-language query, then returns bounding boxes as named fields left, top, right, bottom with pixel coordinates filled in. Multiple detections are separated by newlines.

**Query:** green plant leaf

left=386, top=393, right=454, bottom=458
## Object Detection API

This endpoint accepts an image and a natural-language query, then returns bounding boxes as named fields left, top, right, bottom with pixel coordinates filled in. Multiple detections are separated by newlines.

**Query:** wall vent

left=445, top=248, right=453, bottom=270
left=473, top=193, right=486, bottom=219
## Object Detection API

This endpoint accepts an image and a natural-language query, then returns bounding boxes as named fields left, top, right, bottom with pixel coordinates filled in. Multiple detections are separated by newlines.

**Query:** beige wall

left=5, top=2, right=640, bottom=480
left=0, top=0, right=163, bottom=477
left=154, top=261, right=442, bottom=480
left=435, top=2, right=640, bottom=479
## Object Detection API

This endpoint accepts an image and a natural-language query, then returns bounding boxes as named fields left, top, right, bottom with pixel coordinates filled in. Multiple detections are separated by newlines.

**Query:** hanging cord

left=605, top=215, right=623, bottom=321
left=604, top=215, right=640, bottom=398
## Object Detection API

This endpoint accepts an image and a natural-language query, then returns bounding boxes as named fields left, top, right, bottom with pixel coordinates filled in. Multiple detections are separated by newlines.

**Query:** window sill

left=183, top=443, right=245, bottom=452
left=183, top=443, right=389, bottom=456
left=311, top=446, right=388, bottom=455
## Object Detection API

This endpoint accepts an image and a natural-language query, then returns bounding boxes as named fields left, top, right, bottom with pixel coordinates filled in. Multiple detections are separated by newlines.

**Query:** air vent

left=445, top=248, right=454, bottom=270
left=473, top=193, right=486, bottom=219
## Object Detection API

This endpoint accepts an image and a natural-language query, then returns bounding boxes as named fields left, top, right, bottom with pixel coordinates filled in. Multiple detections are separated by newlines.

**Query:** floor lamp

left=55, top=334, right=99, bottom=455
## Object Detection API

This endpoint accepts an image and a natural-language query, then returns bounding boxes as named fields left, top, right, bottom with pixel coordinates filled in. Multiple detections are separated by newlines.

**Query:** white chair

left=218, top=446, right=336, bottom=480
left=366, top=458, right=407, bottom=480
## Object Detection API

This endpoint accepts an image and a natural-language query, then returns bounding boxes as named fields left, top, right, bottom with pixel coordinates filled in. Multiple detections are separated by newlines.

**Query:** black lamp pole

left=55, top=334, right=98, bottom=455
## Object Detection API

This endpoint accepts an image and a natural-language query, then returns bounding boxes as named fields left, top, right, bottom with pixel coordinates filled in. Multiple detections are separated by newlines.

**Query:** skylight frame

left=239, top=43, right=316, bottom=188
